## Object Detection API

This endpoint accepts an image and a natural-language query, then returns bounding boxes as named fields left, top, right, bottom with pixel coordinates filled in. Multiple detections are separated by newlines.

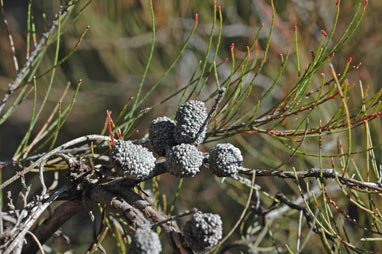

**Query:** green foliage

left=1, top=0, right=382, bottom=253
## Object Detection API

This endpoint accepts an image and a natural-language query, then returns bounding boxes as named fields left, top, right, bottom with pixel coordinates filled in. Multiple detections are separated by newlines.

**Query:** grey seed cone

left=111, top=140, right=156, bottom=180
left=149, top=116, right=176, bottom=156
left=209, top=143, right=243, bottom=177
left=165, top=143, right=203, bottom=177
left=128, top=225, right=162, bottom=254
left=174, top=100, right=208, bottom=145
left=183, top=212, right=223, bottom=252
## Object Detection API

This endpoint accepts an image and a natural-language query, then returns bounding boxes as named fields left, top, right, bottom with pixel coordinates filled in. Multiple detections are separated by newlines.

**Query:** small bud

left=183, top=212, right=223, bottom=252
left=194, top=13, right=198, bottom=23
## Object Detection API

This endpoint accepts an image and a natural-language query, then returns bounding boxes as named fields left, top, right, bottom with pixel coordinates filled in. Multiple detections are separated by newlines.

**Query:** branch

left=89, top=187, right=149, bottom=226
left=0, top=135, right=111, bottom=190
left=3, top=185, right=69, bottom=254
left=22, top=200, right=83, bottom=254
left=240, top=168, right=382, bottom=192
left=114, top=188, right=193, bottom=254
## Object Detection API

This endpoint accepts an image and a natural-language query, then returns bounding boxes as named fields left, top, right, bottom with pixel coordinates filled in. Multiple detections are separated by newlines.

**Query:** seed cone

left=183, top=212, right=223, bottom=252
left=209, top=143, right=243, bottom=177
left=165, top=143, right=203, bottom=177
left=111, top=140, right=156, bottom=180
left=129, top=225, right=162, bottom=254
left=149, top=116, right=176, bottom=156
left=174, top=100, right=208, bottom=145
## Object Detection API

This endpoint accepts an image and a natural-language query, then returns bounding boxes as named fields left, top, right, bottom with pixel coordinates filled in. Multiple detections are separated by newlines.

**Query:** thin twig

left=0, top=0, right=19, bottom=73
left=22, top=200, right=83, bottom=254
left=26, top=231, right=45, bottom=254
left=151, top=208, right=198, bottom=228
left=296, top=210, right=303, bottom=253
left=0, top=1, right=75, bottom=115
left=23, top=82, right=71, bottom=158
left=39, top=160, right=47, bottom=196
left=239, top=168, right=382, bottom=192
left=0, top=135, right=111, bottom=190
left=4, top=185, right=69, bottom=254
left=193, top=88, right=225, bottom=145
left=219, top=171, right=256, bottom=245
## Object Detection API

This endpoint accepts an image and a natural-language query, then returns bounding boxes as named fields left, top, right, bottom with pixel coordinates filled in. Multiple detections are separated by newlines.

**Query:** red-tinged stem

left=116, top=129, right=123, bottom=140
left=106, top=110, right=115, bottom=146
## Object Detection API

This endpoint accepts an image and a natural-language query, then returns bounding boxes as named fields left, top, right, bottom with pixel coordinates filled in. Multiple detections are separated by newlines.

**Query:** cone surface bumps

left=165, top=143, right=203, bottom=177
left=183, top=212, right=223, bottom=252
left=149, top=116, right=176, bottom=156
left=209, top=143, right=243, bottom=177
left=111, top=140, right=156, bottom=180
left=174, top=100, right=207, bottom=145
left=129, top=225, right=162, bottom=254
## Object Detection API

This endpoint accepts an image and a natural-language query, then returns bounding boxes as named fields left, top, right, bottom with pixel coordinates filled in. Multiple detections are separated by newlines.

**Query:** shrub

left=0, top=0, right=380, bottom=253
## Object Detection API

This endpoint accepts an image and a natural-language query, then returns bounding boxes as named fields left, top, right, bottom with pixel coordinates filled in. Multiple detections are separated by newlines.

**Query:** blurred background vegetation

left=1, top=0, right=382, bottom=253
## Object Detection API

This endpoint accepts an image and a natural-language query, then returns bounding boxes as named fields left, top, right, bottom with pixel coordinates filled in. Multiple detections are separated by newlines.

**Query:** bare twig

left=0, top=135, right=111, bottom=190
left=275, top=192, right=322, bottom=236
left=193, top=88, right=225, bottom=145
left=151, top=208, right=198, bottom=228
left=22, top=200, right=83, bottom=254
left=4, top=185, right=69, bottom=254
left=0, top=0, right=19, bottom=73
left=0, top=1, right=75, bottom=115
left=240, top=168, right=382, bottom=192
left=219, top=171, right=256, bottom=245
left=26, top=231, right=45, bottom=254
left=23, top=82, right=71, bottom=158
left=39, top=160, right=47, bottom=196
